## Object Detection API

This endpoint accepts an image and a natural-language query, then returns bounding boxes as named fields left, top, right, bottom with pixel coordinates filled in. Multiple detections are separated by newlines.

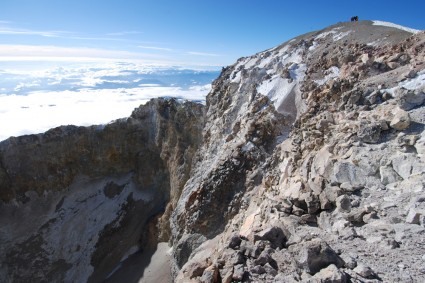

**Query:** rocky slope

left=1, top=20, right=424, bottom=283
left=0, top=99, right=204, bottom=282
left=171, top=21, right=425, bottom=282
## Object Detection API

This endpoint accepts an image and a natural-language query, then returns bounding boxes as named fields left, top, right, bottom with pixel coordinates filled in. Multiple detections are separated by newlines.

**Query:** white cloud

left=107, top=31, right=143, bottom=36
left=138, top=45, right=173, bottom=52
left=60, top=35, right=127, bottom=41
left=0, top=62, right=219, bottom=141
left=0, top=85, right=211, bottom=141
left=0, top=26, right=61, bottom=37
left=0, top=45, right=167, bottom=63
left=187, top=51, right=221, bottom=57
left=0, top=23, right=137, bottom=41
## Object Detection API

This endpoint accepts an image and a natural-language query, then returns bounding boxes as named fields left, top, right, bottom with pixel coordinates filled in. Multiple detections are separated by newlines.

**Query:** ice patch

left=372, top=21, right=421, bottom=34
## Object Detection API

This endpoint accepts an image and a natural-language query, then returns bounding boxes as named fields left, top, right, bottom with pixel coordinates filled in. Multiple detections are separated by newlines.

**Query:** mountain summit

left=1, top=20, right=424, bottom=282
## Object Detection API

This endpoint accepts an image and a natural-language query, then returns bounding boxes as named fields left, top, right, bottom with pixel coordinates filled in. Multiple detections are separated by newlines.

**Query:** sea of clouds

left=0, top=61, right=219, bottom=141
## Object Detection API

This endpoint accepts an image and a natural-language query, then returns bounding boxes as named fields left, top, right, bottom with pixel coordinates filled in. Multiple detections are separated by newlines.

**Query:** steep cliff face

left=171, top=21, right=425, bottom=282
left=0, top=98, right=204, bottom=282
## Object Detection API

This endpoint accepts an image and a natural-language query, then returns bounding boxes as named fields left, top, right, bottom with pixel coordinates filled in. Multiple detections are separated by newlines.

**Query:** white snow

left=230, top=56, right=261, bottom=83
left=333, top=31, right=351, bottom=41
left=244, top=57, right=258, bottom=69
left=289, top=63, right=307, bottom=81
left=315, top=31, right=334, bottom=40
left=257, top=75, right=290, bottom=98
left=372, top=21, right=421, bottom=34
left=254, top=46, right=306, bottom=116
left=315, top=27, right=342, bottom=40
left=242, top=141, right=255, bottom=152
left=277, top=45, right=290, bottom=57
left=258, top=55, right=274, bottom=68
left=308, top=41, right=318, bottom=51
left=0, top=173, right=154, bottom=283
left=256, top=63, right=306, bottom=115
left=382, top=69, right=425, bottom=96
left=231, top=70, right=242, bottom=83
left=399, top=69, right=425, bottom=90
left=314, top=66, right=340, bottom=86
left=367, top=40, right=381, bottom=47
left=316, top=29, right=350, bottom=42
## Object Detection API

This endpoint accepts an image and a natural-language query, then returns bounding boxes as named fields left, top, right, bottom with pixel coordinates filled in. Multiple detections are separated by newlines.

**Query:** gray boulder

left=331, top=162, right=366, bottom=188
left=380, top=165, right=402, bottom=185
left=290, top=239, right=345, bottom=274
left=395, top=87, right=425, bottom=110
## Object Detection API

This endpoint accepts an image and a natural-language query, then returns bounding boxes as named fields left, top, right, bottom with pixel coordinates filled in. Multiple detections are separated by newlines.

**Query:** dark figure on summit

left=351, top=16, right=359, bottom=22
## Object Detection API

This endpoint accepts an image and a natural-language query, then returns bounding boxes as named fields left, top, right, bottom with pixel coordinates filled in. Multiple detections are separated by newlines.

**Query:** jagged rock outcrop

left=171, top=21, right=425, bottom=282
left=0, top=98, right=204, bottom=282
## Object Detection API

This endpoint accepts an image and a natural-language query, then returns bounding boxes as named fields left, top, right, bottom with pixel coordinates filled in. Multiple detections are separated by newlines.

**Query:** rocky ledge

left=1, top=20, right=425, bottom=283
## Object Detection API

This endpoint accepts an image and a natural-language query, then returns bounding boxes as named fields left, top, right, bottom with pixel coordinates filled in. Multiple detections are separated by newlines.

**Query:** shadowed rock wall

left=0, top=98, right=204, bottom=282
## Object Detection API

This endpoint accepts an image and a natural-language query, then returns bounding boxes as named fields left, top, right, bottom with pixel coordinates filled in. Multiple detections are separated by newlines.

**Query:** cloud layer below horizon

left=0, top=61, right=219, bottom=141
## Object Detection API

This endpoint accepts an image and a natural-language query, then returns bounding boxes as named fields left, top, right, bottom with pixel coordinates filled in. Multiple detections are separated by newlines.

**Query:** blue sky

left=0, top=0, right=424, bottom=66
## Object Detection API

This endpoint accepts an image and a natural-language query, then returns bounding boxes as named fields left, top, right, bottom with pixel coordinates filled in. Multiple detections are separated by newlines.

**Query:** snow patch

left=277, top=45, right=290, bottom=57
left=244, top=57, right=258, bottom=69
left=258, top=55, right=274, bottom=68
left=309, top=27, right=351, bottom=42
left=372, top=21, right=421, bottom=34
left=289, top=63, right=307, bottom=81
left=399, top=70, right=425, bottom=90
left=242, top=141, right=255, bottom=152
left=382, top=69, right=425, bottom=95
left=314, top=66, right=340, bottom=86
left=309, top=41, right=318, bottom=51
left=254, top=45, right=306, bottom=115
left=315, top=28, right=350, bottom=42
left=231, top=70, right=242, bottom=83
left=333, top=31, right=351, bottom=41
left=257, top=63, right=306, bottom=115
left=257, top=75, right=288, bottom=97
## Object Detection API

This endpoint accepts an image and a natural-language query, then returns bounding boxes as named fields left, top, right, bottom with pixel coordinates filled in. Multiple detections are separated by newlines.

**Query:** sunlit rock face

left=171, top=21, right=425, bottom=282
left=0, top=98, right=204, bottom=282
